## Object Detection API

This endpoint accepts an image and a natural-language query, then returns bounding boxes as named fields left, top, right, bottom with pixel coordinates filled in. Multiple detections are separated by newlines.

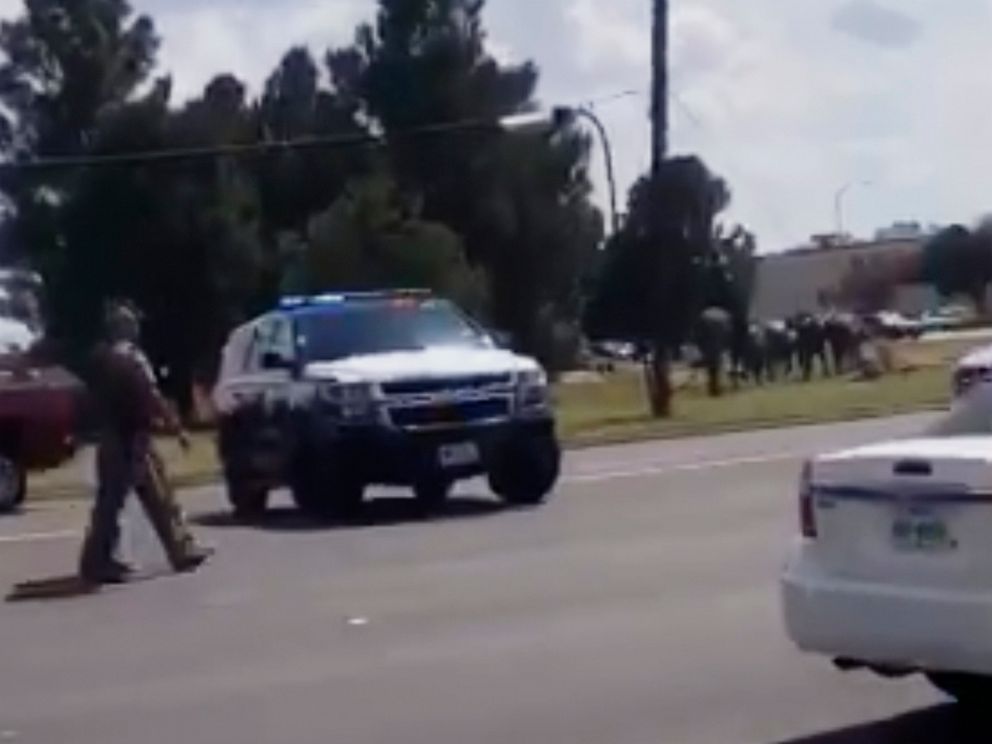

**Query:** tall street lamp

left=834, top=179, right=873, bottom=237
left=552, top=106, right=621, bottom=235
left=503, top=108, right=621, bottom=236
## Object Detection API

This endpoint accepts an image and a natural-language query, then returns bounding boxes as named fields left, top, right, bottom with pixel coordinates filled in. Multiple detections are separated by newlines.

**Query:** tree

left=258, top=47, right=368, bottom=236
left=0, top=0, right=160, bottom=265
left=53, top=74, right=265, bottom=413
left=284, top=173, right=486, bottom=311
left=836, top=251, right=920, bottom=313
left=709, top=225, right=757, bottom=317
left=923, top=224, right=992, bottom=315
left=332, top=0, right=602, bottom=362
left=585, top=156, right=730, bottom=416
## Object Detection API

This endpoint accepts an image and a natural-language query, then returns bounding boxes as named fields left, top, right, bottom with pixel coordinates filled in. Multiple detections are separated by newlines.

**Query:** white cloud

left=564, top=0, right=649, bottom=72
left=139, top=0, right=367, bottom=102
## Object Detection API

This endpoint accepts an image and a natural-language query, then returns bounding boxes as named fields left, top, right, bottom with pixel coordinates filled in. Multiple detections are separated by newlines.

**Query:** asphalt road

left=2, top=413, right=987, bottom=744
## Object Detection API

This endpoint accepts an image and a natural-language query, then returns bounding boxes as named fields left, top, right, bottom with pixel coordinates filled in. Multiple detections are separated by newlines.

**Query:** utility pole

left=651, top=0, right=669, bottom=174
left=646, top=0, right=673, bottom=418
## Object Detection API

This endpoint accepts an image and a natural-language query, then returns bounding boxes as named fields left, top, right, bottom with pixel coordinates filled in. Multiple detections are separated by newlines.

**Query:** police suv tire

left=414, top=479, right=452, bottom=513
left=291, top=460, right=365, bottom=522
left=225, top=475, right=269, bottom=521
left=0, top=454, right=26, bottom=514
left=489, top=434, right=561, bottom=507
left=927, top=673, right=992, bottom=706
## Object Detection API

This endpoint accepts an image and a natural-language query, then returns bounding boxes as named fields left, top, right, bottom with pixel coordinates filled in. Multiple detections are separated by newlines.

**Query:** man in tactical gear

left=79, top=300, right=212, bottom=585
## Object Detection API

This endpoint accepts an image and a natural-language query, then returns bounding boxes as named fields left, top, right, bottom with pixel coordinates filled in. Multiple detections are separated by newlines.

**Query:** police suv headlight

left=515, top=369, right=550, bottom=413
left=320, top=382, right=377, bottom=421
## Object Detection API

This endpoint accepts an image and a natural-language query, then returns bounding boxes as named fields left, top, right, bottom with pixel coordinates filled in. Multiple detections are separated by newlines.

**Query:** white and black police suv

left=212, top=291, right=560, bottom=520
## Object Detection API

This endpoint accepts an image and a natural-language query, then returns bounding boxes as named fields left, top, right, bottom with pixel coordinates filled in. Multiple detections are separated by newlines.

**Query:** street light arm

left=834, top=180, right=873, bottom=237
left=571, top=107, right=621, bottom=235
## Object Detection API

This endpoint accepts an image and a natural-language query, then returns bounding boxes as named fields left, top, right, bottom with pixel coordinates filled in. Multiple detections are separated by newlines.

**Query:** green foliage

left=336, top=0, right=601, bottom=362
left=586, top=157, right=731, bottom=348
left=836, top=249, right=921, bottom=313
left=922, top=224, right=992, bottom=312
left=54, top=75, right=264, bottom=408
left=0, top=0, right=606, bottom=392
left=286, top=174, right=486, bottom=312
left=0, top=0, right=164, bottom=357
left=708, top=224, right=757, bottom=320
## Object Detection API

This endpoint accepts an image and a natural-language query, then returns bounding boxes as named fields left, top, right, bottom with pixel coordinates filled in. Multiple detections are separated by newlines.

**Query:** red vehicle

left=0, top=270, right=82, bottom=513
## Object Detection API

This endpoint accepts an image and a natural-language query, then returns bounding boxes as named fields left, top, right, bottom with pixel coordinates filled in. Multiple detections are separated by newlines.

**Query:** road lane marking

left=0, top=451, right=805, bottom=546
left=562, top=451, right=803, bottom=485
left=0, top=529, right=77, bottom=545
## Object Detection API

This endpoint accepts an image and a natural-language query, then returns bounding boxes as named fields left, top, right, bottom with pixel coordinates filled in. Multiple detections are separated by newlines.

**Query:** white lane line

left=0, top=451, right=804, bottom=546
left=0, top=529, right=78, bottom=545
left=562, top=451, right=803, bottom=485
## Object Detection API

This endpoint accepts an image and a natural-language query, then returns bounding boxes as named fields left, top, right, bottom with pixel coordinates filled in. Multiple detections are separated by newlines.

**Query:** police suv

left=213, top=291, right=560, bottom=520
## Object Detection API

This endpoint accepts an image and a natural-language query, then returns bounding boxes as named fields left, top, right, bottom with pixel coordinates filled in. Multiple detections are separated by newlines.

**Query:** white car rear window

left=929, top=384, right=992, bottom=436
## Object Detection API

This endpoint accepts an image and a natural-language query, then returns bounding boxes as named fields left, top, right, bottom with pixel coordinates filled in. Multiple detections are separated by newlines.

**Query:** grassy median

left=27, top=335, right=979, bottom=502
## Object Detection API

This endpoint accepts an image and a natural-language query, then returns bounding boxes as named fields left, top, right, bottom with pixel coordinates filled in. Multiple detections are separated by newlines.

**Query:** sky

left=1, top=0, right=990, bottom=253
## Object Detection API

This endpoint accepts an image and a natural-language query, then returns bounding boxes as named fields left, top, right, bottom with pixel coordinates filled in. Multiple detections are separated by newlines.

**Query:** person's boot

left=80, top=559, right=135, bottom=586
left=174, top=545, right=214, bottom=574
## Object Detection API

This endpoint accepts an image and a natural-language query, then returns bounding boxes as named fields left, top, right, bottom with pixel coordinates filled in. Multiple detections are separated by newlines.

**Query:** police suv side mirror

left=491, top=330, right=514, bottom=350
left=261, top=351, right=293, bottom=371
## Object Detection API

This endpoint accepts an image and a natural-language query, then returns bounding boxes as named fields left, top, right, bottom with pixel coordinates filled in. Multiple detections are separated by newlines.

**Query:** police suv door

left=232, top=315, right=296, bottom=485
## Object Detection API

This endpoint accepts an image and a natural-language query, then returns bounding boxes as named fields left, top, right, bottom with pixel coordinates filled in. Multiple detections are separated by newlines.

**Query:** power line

left=669, top=90, right=792, bottom=242
left=0, top=115, right=518, bottom=173
left=0, top=87, right=652, bottom=174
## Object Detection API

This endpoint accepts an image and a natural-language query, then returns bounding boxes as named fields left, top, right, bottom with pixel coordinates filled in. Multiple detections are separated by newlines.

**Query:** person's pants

left=79, top=431, right=198, bottom=577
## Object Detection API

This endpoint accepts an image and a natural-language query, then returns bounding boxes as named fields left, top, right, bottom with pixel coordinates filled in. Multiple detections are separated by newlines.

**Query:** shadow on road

left=6, top=567, right=172, bottom=604
left=193, top=495, right=511, bottom=533
left=773, top=704, right=992, bottom=743
left=6, top=574, right=98, bottom=603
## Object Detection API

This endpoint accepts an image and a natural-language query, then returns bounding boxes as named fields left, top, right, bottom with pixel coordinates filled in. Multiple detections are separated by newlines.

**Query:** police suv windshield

left=296, top=299, right=492, bottom=362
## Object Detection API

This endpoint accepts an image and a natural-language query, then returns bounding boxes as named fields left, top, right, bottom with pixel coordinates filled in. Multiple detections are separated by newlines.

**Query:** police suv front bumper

left=305, top=416, right=557, bottom=486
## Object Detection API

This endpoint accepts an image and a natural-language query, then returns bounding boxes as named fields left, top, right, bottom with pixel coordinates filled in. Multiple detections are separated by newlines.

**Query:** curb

left=26, top=401, right=946, bottom=505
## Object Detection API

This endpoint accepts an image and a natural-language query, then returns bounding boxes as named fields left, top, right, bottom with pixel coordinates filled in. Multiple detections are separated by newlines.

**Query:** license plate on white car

left=438, top=443, right=480, bottom=469
left=892, top=509, right=955, bottom=553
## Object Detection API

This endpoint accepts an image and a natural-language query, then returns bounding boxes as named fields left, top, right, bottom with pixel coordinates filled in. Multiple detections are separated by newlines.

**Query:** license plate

left=892, top=510, right=955, bottom=553
left=438, top=443, right=480, bottom=469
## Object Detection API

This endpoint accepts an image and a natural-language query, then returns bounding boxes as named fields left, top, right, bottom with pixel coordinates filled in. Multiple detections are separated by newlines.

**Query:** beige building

left=752, top=236, right=937, bottom=320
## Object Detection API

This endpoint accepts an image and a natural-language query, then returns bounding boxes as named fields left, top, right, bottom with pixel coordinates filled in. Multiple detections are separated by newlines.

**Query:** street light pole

left=834, top=179, right=872, bottom=237
left=550, top=106, right=621, bottom=235
left=573, top=107, right=621, bottom=235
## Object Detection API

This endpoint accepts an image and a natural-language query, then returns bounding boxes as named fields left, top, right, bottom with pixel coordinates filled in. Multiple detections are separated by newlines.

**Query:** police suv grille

left=381, top=374, right=512, bottom=397
left=389, top=398, right=510, bottom=429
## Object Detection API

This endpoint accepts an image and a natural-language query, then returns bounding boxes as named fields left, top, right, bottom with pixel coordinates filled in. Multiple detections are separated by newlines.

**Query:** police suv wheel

left=414, top=479, right=452, bottom=513
left=225, top=475, right=269, bottom=521
left=0, top=454, right=26, bottom=514
left=291, top=460, right=365, bottom=522
left=927, top=673, right=992, bottom=706
left=489, top=434, right=561, bottom=507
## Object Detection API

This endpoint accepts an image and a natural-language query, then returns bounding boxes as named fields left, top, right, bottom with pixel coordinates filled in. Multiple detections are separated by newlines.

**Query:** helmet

left=104, top=299, right=142, bottom=343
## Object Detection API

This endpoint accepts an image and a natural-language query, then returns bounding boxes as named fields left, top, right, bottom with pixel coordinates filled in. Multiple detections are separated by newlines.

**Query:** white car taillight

left=799, top=461, right=818, bottom=539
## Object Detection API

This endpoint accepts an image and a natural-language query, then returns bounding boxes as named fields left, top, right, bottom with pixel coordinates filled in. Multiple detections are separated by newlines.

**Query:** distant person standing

left=79, top=301, right=212, bottom=585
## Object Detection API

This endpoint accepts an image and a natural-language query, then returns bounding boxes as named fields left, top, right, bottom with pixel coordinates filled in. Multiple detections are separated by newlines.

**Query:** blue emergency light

left=277, top=289, right=432, bottom=311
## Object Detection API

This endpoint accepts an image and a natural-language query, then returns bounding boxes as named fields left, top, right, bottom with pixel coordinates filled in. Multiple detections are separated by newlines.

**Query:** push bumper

left=308, top=417, right=556, bottom=486
left=782, top=542, right=992, bottom=676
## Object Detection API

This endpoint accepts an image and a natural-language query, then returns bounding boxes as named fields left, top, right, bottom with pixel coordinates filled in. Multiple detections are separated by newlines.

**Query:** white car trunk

left=811, top=437, right=992, bottom=592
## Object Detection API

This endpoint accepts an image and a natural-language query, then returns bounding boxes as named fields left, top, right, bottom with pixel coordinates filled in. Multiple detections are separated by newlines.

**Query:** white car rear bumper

left=783, top=543, right=992, bottom=676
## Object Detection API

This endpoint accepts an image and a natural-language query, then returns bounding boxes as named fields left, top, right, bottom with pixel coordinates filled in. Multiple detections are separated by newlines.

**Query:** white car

left=953, top=343, right=992, bottom=397
left=782, top=385, right=992, bottom=704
